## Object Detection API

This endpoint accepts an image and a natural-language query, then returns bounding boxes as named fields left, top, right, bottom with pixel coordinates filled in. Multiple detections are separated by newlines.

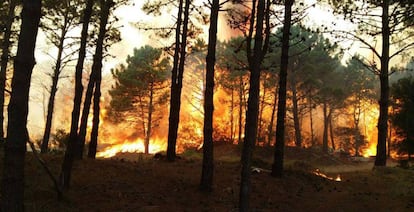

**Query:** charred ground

left=5, top=143, right=414, bottom=211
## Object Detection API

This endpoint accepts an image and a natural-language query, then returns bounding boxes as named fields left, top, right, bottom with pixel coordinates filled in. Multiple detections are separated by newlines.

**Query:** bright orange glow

left=97, top=137, right=167, bottom=158
left=313, top=169, right=342, bottom=182
left=335, top=174, right=342, bottom=182
left=360, top=102, right=379, bottom=157
left=362, top=143, right=376, bottom=158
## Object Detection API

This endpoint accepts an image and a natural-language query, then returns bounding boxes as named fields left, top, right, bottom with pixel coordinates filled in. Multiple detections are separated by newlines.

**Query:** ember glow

left=313, top=169, right=342, bottom=182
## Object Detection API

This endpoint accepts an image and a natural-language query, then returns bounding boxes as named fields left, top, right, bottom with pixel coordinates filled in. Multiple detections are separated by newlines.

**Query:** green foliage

left=35, top=128, right=69, bottom=152
left=216, top=36, right=249, bottom=91
left=391, top=76, right=414, bottom=155
left=52, top=128, right=70, bottom=150
left=41, top=0, right=84, bottom=46
left=108, top=45, right=170, bottom=128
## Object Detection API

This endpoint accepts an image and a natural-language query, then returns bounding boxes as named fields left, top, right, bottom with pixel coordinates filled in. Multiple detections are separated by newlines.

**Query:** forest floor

left=4, top=142, right=414, bottom=211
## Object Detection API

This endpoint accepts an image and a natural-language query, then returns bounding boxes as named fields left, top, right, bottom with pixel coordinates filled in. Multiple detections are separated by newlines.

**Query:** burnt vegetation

left=0, top=0, right=414, bottom=211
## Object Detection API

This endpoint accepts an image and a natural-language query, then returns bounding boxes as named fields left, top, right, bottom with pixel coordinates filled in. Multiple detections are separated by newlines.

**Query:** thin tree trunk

left=322, top=102, right=329, bottom=152
left=167, top=0, right=190, bottom=161
left=41, top=25, right=67, bottom=153
left=267, top=85, right=277, bottom=146
left=230, top=88, right=235, bottom=142
left=0, top=0, right=17, bottom=142
left=200, top=0, right=219, bottom=192
left=329, top=111, right=335, bottom=150
left=239, top=0, right=270, bottom=210
left=258, top=79, right=266, bottom=144
left=1, top=0, right=41, bottom=210
left=60, top=0, right=92, bottom=189
left=375, top=1, right=390, bottom=166
left=88, top=56, right=102, bottom=159
left=61, top=0, right=111, bottom=188
left=271, top=0, right=293, bottom=178
left=84, top=0, right=110, bottom=158
left=145, top=82, right=154, bottom=154
left=41, top=71, right=58, bottom=153
left=309, top=93, right=315, bottom=146
left=291, top=71, right=302, bottom=147
left=238, top=74, right=244, bottom=144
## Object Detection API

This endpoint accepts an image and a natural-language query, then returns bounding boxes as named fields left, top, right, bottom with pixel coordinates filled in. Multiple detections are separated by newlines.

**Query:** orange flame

left=360, top=103, right=379, bottom=158
left=96, top=137, right=167, bottom=158
left=362, top=143, right=376, bottom=158
left=313, top=169, right=342, bottom=182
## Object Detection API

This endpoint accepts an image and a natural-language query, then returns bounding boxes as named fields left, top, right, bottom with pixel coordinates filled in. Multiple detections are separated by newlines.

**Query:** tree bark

left=61, top=0, right=111, bottom=188
left=291, top=70, right=302, bottom=147
left=239, top=0, right=270, bottom=210
left=41, top=24, right=67, bottom=153
left=87, top=55, right=102, bottom=159
left=76, top=0, right=111, bottom=159
left=230, top=88, right=235, bottom=142
left=258, top=79, right=267, bottom=144
left=271, top=0, right=294, bottom=178
left=167, top=0, right=190, bottom=161
left=375, top=1, right=390, bottom=166
left=329, top=111, right=335, bottom=150
left=308, top=93, right=316, bottom=146
left=0, top=0, right=17, bottom=142
left=166, top=0, right=183, bottom=160
left=322, top=102, right=329, bottom=152
left=267, top=86, right=277, bottom=146
left=1, top=0, right=41, bottom=210
left=200, top=0, right=219, bottom=192
left=60, top=0, right=92, bottom=188
left=237, top=74, right=244, bottom=144
left=144, top=82, right=154, bottom=154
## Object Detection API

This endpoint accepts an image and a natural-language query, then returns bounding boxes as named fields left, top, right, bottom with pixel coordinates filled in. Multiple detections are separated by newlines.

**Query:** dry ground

left=4, top=143, right=414, bottom=211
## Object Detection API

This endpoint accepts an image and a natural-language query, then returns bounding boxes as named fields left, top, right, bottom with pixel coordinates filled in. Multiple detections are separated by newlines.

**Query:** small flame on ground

left=313, top=169, right=342, bottom=182
left=335, top=174, right=342, bottom=182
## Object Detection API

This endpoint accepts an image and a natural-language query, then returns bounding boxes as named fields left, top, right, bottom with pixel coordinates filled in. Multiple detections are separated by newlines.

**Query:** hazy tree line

left=0, top=0, right=413, bottom=211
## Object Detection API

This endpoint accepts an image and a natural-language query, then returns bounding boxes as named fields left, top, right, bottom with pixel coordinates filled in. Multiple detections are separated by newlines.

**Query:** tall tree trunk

left=41, top=27, right=67, bottom=153
left=144, top=82, right=154, bottom=154
left=167, top=0, right=190, bottom=161
left=258, top=79, right=266, bottom=144
left=329, top=111, right=335, bottom=150
left=166, top=0, right=183, bottom=160
left=61, top=0, right=111, bottom=188
left=267, top=85, right=277, bottom=146
left=82, top=0, right=110, bottom=158
left=0, top=0, right=16, bottom=142
left=200, top=0, right=219, bottom=192
left=230, top=88, right=235, bottom=142
left=308, top=92, right=315, bottom=146
left=76, top=74, right=95, bottom=159
left=60, top=0, right=92, bottom=188
left=41, top=70, right=58, bottom=153
left=271, top=0, right=293, bottom=178
left=87, top=56, right=102, bottom=159
left=375, top=1, right=390, bottom=166
left=291, top=71, right=302, bottom=147
left=237, top=74, right=244, bottom=144
left=1, top=0, right=41, bottom=210
left=239, top=0, right=270, bottom=210
left=322, top=102, right=329, bottom=152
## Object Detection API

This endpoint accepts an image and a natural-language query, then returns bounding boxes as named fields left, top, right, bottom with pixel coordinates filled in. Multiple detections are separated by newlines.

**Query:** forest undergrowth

left=2, top=143, right=414, bottom=211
